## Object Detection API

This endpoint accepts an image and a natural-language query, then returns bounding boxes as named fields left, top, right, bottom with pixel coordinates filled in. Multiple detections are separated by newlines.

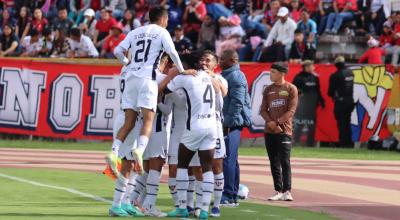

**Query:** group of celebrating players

left=105, top=6, right=229, bottom=219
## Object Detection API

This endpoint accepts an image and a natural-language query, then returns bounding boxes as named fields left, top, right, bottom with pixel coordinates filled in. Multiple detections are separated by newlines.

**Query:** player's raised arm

left=161, top=29, right=185, bottom=73
left=113, top=32, right=132, bottom=65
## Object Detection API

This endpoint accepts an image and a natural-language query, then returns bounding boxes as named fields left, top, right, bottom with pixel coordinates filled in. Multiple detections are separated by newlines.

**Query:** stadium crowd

left=0, top=0, right=399, bottom=64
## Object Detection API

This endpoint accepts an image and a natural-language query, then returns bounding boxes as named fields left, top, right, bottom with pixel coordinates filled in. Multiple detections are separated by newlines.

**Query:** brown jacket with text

left=260, top=81, right=298, bottom=137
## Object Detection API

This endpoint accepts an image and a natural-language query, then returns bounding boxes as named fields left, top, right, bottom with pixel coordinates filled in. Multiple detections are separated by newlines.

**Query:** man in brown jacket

left=260, top=62, right=298, bottom=202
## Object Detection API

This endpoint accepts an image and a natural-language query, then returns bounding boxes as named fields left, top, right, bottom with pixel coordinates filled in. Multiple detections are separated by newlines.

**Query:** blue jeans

left=223, top=128, right=241, bottom=198
left=206, top=3, right=232, bottom=22
left=326, top=12, right=354, bottom=33
left=240, top=14, right=268, bottom=38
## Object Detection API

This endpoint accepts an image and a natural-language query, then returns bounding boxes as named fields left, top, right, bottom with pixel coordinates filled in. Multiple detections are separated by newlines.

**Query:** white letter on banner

left=49, top=74, right=83, bottom=132
left=0, top=67, right=46, bottom=128
left=249, top=72, right=272, bottom=131
left=86, top=75, right=120, bottom=134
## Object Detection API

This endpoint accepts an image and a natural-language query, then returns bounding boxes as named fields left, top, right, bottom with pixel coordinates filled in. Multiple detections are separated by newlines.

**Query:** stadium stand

left=0, top=0, right=395, bottom=64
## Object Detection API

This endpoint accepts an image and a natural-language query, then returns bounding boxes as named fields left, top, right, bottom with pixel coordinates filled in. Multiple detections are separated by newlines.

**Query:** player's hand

left=274, top=125, right=283, bottom=133
left=182, top=69, right=197, bottom=76
left=167, top=67, right=180, bottom=78
left=267, top=121, right=277, bottom=130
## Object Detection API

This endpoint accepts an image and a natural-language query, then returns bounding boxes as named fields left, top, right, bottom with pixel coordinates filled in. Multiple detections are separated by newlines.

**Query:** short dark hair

left=30, top=28, right=39, bottom=37
left=180, top=53, right=199, bottom=69
left=301, top=8, right=310, bottom=14
left=202, top=50, right=218, bottom=63
left=149, top=7, right=168, bottom=23
left=58, top=7, right=68, bottom=12
left=70, top=28, right=81, bottom=38
left=42, top=27, right=51, bottom=36
left=294, top=29, right=303, bottom=35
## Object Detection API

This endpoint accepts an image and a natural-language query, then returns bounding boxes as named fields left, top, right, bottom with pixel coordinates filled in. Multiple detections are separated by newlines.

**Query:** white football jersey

left=214, top=74, right=228, bottom=114
left=153, top=72, right=172, bottom=134
left=117, top=24, right=182, bottom=80
left=171, top=89, right=188, bottom=131
left=167, top=71, right=216, bottom=131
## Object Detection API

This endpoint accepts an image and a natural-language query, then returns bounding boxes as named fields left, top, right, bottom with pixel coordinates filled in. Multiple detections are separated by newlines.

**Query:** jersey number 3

left=134, top=39, right=152, bottom=62
left=203, top=84, right=213, bottom=108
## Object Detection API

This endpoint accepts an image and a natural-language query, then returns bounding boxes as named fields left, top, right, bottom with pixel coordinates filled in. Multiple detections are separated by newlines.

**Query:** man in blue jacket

left=219, top=49, right=252, bottom=206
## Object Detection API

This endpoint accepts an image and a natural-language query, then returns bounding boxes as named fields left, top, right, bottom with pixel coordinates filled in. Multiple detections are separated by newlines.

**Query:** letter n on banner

left=0, top=67, right=46, bottom=129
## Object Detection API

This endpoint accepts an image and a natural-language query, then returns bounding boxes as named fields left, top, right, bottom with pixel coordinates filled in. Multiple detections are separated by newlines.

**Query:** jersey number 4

left=134, top=39, right=152, bottom=62
left=203, top=84, right=213, bottom=108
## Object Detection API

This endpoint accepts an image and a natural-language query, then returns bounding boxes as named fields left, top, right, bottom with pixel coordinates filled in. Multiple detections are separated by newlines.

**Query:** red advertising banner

left=0, top=58, right=393, bottom=142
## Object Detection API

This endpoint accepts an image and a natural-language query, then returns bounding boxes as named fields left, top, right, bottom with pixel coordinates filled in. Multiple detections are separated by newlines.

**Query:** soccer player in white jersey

left=139, top=56, right=173, bottom=217
left=166, top=60, right=203, bottom=217
left=109, top=65, right=144, bottom=217
left=109, top=52, right=178, bottom=216
left=165, top=54, right=217, bottom=219
left=199, top=51, right=228, bottom=217
left=112, top=6, right=193, bottom=176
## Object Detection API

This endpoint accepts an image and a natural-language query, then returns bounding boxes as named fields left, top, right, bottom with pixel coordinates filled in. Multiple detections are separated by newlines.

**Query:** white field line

left=0, top=172, right=112, bottom=204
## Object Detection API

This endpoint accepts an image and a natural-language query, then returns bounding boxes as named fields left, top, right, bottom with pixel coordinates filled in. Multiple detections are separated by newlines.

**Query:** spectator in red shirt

left=183, top=0, right=207, bottom=44
left=101, top=23, right=125, bottom=58
left=264, top=0, right=281, bottom=29
left=358, top=38, right=384, bottom=64
left=31, top=8, right=49, bottom=34
left=302, top=0, right=319, bottom=15
left=93, top=8, right=117, bottom=48
left=289, top=0, right=301, bottom=22
left=380, top=23, right=393, bottom=49
left=325, top=0, right=357, bottom=34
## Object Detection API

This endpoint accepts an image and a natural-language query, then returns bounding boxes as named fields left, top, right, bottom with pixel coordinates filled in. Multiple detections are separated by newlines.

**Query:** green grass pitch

left=0, top=168, right=337, bottom=220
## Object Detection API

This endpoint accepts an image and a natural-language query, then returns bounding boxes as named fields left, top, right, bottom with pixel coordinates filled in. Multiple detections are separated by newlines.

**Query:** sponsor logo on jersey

left=279, top=90, right=289, bottom=96
left=271, top=99, right=285, bottom=107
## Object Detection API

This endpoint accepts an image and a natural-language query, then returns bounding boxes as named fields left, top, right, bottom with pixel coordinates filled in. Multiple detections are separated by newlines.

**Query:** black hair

left=42, top=27, right=51, bottom=36
left=180, top=52, right=199, bottom=69
left=294, top=29, right=303, bottom=35
left=30, top=28, right=39, bottom=37
left=149, top=7, right=168, bottom=23
left=201, top=50, right=218, bottom=63
left=70, top=28, right=81, bottom=38
left=58, top=7, right=68, bottom=12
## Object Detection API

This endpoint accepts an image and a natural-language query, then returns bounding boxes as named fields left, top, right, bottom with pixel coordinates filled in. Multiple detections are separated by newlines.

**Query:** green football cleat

left=109, top=206, right=130, bottom=217
left=132, top=148, right=144, bottom=174
left=121, top=203, right=145, bottom=217
left=105, top=152, right=120, bottom=176
left=199, top=210, right=209, bottom=219
left=167, top=208, right=189, bottom=218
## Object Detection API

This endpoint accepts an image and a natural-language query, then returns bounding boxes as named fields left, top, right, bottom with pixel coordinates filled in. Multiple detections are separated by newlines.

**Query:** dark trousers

left=334, top=102, right=355, bottom=147
left=223, top=127, right=241, bottom=198
left=264, top=133, right=292, bottom=192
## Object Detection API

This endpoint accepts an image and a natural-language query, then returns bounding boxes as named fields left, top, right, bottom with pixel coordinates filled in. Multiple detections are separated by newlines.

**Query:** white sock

left=112, top=139, right=122, bottom=155
left=213, top=173, right=224, bottom=208
left=142, top=170, right=161, bottom=209
left=176, top=168, right=189, bottom=209
left=137, top=135, right=149, bottom=151
left=138, top=186, right=147, bottom=206
left=201, top=171, right=214, bottom=212
left=187, top=175, right=195, bottom=209
left=123, top=172, right=137, bottom=204
left=195, top=180, right=203, bottom=209
left=112, top=176, right=128, bottom=207
left=130, top=172, right=148, bottom=204
left=168, top=177, right=179, bottom=207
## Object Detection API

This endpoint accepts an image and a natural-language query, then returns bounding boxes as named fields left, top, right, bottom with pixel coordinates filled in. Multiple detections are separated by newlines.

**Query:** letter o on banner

left=250, top=71, right=272, bottom=132
left=49, top=74, right=83, bottom=132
